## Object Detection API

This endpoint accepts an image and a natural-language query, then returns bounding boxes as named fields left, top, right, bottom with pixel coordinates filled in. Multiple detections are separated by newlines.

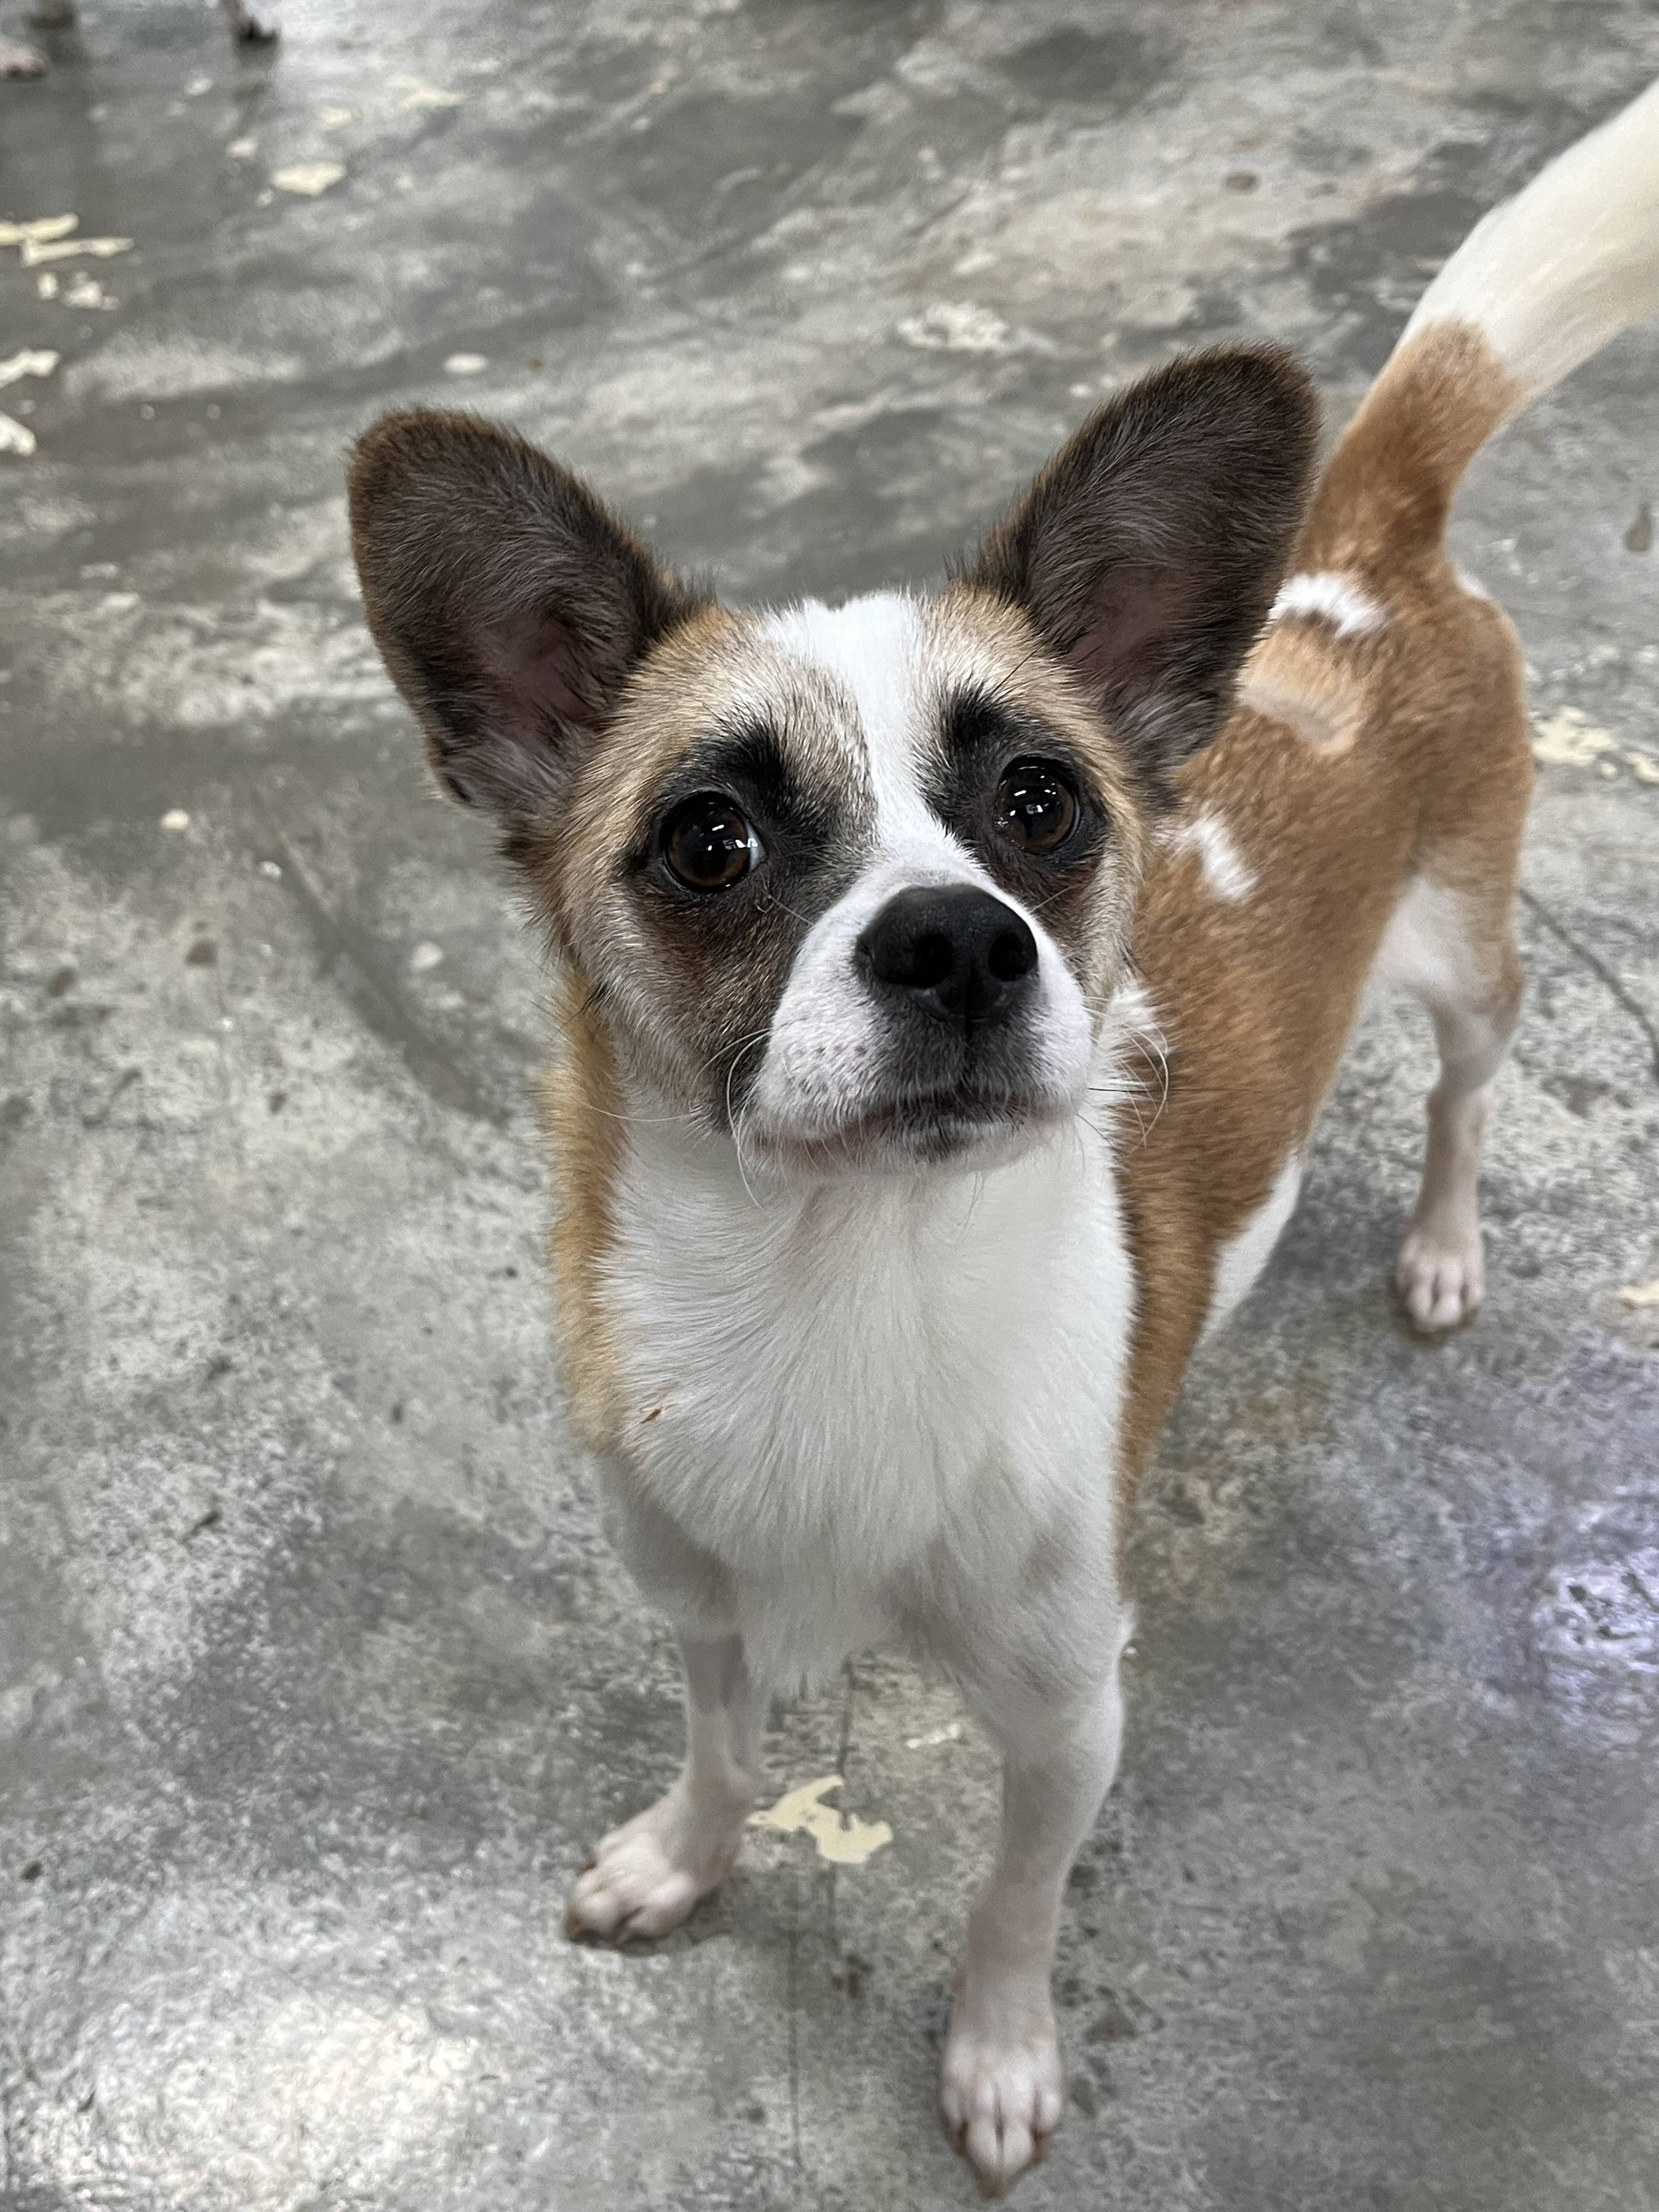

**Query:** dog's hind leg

left=1376, top=852, right=1525, bottom=1333
left=565, top=1632, right=763, bottom=1945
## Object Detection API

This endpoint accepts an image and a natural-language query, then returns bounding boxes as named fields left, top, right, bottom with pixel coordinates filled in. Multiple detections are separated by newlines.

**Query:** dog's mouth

left=742, top=1086, right=1067, bottom=1175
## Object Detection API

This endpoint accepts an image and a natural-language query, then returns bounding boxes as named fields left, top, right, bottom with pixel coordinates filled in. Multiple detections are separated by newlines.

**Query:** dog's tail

left=1301, top=76, right=1659, bottom=571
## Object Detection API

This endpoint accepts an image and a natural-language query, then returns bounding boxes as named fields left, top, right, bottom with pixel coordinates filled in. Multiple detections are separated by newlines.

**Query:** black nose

left=859, top=885, right=1039, bottom=1035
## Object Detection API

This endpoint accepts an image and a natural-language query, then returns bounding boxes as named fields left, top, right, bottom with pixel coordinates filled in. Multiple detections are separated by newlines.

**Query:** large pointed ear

left=348, top=410, right=704, bottom=823
left=966, top=347, right=1318, bottom=786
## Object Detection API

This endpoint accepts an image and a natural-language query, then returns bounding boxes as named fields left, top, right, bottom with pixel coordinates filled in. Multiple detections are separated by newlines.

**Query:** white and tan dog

left=350, top=83, right=1659, bottom=2197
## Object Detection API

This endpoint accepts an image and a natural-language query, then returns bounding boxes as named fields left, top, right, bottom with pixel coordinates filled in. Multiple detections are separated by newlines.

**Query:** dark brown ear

left=966, top=347, right=1318, bottom=785
left=348, top=410, right=703, bottom=822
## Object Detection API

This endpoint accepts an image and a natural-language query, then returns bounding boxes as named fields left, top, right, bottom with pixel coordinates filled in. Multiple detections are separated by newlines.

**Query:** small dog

left=1, top=0, right=274, bottom=79
left=349, top=82, right=1658, bottom=2197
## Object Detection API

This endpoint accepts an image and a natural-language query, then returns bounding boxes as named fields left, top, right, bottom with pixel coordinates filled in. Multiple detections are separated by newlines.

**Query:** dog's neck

left=600, top=1079, right=1136, bottom=1683
left=586, top=993, right=1151, bottom=1686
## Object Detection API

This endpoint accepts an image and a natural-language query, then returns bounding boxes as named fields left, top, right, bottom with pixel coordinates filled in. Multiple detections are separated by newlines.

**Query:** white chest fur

left=599, top=1115, right=1135, bottom=1685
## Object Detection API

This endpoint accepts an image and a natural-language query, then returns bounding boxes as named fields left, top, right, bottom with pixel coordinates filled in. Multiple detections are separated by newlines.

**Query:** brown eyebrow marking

left=623, top=714, right=863, bottom=883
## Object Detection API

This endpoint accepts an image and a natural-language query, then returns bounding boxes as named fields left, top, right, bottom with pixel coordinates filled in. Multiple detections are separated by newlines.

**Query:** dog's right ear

left=348, top=410, right=702, bottom=824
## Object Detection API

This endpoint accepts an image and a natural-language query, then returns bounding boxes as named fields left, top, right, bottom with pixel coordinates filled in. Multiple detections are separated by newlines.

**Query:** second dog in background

left=1, top=0, right=275, bottom=79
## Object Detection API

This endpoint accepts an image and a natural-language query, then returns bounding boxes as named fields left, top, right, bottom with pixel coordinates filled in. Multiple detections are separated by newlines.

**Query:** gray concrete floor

left=2, top=3, right=1658, bottom=2206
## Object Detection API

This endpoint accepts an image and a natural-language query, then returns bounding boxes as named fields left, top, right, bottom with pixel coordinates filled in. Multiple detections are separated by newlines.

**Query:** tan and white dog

left=349, top=82, right=1659, bottom=2198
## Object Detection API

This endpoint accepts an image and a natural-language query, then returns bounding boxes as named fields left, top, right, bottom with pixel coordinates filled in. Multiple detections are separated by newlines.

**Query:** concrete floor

left=2, top=2, right=1658, bottom=2206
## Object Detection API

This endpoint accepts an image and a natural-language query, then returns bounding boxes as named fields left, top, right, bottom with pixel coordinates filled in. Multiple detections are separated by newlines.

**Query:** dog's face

left=349, top=350, right=1315, bottom=1179
left=535, top=585, right=1143, bottom=1175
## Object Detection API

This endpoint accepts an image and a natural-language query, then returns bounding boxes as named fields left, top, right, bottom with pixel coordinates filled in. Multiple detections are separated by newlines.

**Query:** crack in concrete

left=786, top=1880, right=804, bottom=2179
left=1518, top=886, right=1659, bottom=1087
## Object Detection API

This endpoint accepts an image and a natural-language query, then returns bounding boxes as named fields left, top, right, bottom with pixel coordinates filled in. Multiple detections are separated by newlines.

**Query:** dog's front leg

left=565, top=1632, right=762, bottom=1945
left=943, top=1666, right=1125, bottom=2196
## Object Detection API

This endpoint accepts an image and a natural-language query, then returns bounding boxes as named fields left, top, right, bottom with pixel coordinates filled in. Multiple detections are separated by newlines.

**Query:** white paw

left=565, top=1783, right=745, bottom=1945
left=0, top=38, right=49, bottom=74
left=941, top=1982, right=1063, bottom=2199
left=1396, top=1222, right=1484, bottom=1334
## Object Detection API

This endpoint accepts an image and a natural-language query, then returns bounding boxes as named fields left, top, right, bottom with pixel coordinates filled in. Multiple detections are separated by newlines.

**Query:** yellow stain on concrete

left=20, top=236, right=133, bottom=267
left=391, top=73, right=465, bottom=111
left=904, top=1720, right=965, bottom=1749
left=273, top=163, right=347, bottom=198
left=1532, top=708, right=1617, bottom=768
left=749, top=1775, right=893, bottom=1865
left=0, top=214, right=77, bottom=247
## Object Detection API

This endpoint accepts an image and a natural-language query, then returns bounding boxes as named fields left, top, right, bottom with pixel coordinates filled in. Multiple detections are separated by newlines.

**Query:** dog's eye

left=661, top=793, right=761, bottom=892
left=993, top=758, right=1080, bottom=856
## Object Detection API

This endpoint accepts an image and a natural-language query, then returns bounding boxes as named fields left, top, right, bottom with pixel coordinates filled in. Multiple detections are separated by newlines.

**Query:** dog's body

left=350, top=82, right=1659, bottom=2196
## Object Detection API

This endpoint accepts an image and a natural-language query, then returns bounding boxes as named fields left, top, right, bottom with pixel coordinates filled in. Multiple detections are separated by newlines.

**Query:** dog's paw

left=941, top=1981, right=1063, bottom=2199
left=1396, top=1220, right=1484, bottom=1333
left=565, top=1784, right=745, bottom=1946
left=0, top=37, right=49, bottom=74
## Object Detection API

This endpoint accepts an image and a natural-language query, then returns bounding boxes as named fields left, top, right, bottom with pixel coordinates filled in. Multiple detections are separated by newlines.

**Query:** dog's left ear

left=967, top=347, right=1318, bottom=785
left=348, top=409, right=703, bottom=827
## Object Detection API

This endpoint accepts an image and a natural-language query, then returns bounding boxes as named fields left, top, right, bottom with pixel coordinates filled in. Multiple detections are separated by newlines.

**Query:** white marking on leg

left=1374, top=875, right=1481, bottom=1000
left=1269, top=570, right=1388, bottom=637
left=1375, top=875, right=1522, bottom=1333
left=1204, top=1151, right=1304, bottom=1337
left=1162, top=808, right=1255, bottom=902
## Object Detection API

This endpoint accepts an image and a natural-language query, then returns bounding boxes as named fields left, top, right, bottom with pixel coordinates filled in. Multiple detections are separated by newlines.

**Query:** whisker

left=726, top=1034, right=769, bottom=1208
left=759, top=885, right=817, bottom=931
left=577, top=1104, right=703, bottom=1127
left=954, top=1170, right=988, bottom=1239
left=702, top=1026, right=771, bottom=1078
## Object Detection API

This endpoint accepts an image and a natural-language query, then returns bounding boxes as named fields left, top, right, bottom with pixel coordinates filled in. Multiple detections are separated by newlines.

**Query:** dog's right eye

left=993, top=758, right=1081, bottom=857
left=661, top=793, right=762, bottom=892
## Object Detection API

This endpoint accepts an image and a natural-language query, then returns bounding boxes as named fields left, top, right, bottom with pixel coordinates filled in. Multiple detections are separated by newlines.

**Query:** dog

left=347, top=80, right=1659, bottom=2197
left=1, top=0, right=274, bottom=79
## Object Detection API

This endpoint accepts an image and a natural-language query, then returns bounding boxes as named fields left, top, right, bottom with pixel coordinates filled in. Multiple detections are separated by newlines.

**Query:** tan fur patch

left=542, top=966, right=629, bottom=1456
left=1237, top=622, right=1370, bottom=754
left=522, top=602, right=760, bottom=946
left=516, top=603, right=875, bottom=1123
left=1115, top=321, right=1534, bottom=1500
left=1298, top=320, right=1524, bottom=572
left=932, top=587, right=1152, bottom=852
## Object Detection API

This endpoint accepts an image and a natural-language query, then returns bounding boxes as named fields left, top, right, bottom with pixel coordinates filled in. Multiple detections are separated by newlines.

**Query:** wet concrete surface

left=2, top=3, right=1658, bottom=2206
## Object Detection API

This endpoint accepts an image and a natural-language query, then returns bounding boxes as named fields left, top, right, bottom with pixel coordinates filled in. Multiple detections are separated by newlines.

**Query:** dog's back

left=1119, top=80, right=1659, bottom=1476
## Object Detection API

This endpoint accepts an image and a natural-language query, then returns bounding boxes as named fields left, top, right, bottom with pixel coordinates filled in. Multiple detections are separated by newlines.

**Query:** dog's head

left=349, top=350, right=1315, bottom=1179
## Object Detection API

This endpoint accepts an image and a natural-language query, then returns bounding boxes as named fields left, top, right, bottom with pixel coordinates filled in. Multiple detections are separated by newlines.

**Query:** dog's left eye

left=661, top=793, right=762, bottom=892
left=994, top=758, right=1080, bottom=856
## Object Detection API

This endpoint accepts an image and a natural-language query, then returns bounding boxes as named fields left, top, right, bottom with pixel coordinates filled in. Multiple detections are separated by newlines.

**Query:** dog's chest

left=601, top=1126, right=1135, bottom=1587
